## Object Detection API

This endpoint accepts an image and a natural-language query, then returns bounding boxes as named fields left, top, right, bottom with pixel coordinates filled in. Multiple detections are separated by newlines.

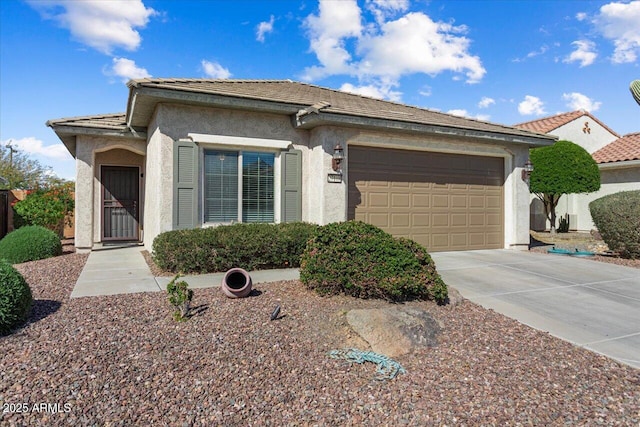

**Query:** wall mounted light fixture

left=522, top=159, right=533, bottom=183
left=332, top=144, right=344, bottom=172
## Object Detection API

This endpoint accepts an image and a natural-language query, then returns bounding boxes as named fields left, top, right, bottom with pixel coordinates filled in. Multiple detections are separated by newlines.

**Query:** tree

left=13, top=182, right=75, bottom=233
left=529, top=140, right=600, bottom=232
left=0, top=143, right=52, bottom=190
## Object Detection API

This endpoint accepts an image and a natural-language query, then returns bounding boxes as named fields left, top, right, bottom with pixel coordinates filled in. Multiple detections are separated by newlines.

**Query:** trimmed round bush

left=0, top=225, right=62, bottom=264
left=590, top=190, right=640, bottom=259
left=299, top=221, right=448, bottom=303
left=152, top=222, right=318, bottom=274
left=0, top=260, right=33, bottom=335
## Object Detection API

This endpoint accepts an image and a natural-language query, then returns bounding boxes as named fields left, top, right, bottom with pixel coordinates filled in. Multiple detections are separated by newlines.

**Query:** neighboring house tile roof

left=46, top=113, right=127, bottom=130
left=592, top=132, right=640, bottom=164
left=514, top=110, right=619, bottom=137
left=127, top=78, right=551, bottom=140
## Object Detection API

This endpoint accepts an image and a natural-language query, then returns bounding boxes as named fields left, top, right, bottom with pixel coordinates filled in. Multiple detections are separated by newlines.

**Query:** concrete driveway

left=431, top=250, right=640, bottom=369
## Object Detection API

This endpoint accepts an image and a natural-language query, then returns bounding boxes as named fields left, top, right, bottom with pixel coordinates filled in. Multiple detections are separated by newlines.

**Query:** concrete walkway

left=71, top=245, right=300, bottom=298
left=431, top=250, right=640, bottom=369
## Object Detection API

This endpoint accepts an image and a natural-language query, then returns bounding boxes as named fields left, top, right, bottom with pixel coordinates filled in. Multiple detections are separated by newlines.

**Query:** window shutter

left=173, top=140, right=200, bottom=229
left=281, top=149, right=302, bottom=222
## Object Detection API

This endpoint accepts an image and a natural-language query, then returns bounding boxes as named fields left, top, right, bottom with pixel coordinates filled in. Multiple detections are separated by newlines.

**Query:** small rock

left=444, top=287, right=464, bottom=306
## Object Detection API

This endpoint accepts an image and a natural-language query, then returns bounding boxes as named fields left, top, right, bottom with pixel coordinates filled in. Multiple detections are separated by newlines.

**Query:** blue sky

left=1, top=0, right=639, bottom=181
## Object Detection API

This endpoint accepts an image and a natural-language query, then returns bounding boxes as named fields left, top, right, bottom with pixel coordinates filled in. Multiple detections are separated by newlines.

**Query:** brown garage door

left=348, top=146, right=504, bottom=251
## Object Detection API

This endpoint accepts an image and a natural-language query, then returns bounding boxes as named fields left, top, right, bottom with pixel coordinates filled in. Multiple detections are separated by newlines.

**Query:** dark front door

left=102, top=166, right=139, bottom=241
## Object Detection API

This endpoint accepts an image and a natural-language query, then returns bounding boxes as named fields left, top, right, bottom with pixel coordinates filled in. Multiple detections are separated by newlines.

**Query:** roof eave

left=47, top=123, right=146, bottom=158
left=294, top=113, right=556, bottom=147
left=126, top=85, right=303, bottom=128
left=598, top=159, right=640, bottom=169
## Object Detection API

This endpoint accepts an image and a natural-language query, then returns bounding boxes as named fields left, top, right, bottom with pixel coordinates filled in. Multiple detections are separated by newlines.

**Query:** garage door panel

left=348, top=146, right=504, bottom=251
left=391, top=213, right=410, bottom=227
left=432, top=195, right=449, bottom=208
left=451, top=214, right=468, bottom=227
left=391, top=193, right=410, bottom=207
left=432, top=214, right=449, bottom=227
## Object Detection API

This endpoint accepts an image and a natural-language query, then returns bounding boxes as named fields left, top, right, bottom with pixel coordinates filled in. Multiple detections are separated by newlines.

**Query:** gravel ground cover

left=2, top=251, right=639, bottom=426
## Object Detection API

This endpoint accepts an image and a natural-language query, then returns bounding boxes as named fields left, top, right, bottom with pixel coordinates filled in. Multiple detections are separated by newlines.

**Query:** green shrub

left=0, top=260, right=33, bottom=335
left=167, top=275, right=193, bottom=322
left=0, top=225, right=62, bottom=264
left=152, top=222, right=318, bottom=274
left=13, top=183, right=74, bottom=233
left=299, top=221, right=448, bottom=303
left=590, top=190, right=640, bottom=259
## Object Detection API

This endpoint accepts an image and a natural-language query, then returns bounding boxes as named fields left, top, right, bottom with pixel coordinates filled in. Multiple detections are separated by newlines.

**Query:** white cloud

left=595, top=1, right=640, bottom=63
left=447, top=109, right=468, bottom=117
left=256, top=15, right=275, bottom=42
left=3, top=137, right=71, bottom=161
left=518, top=95, right=546, bottom=116
left=358, top=12, right=485, bottom=84
left=419, top=85, right=432, bottom=97
left=562, top=92, right=602, bottom=112
left=513, top=45, right=549, bottom=62
left=109, top=57, right=151, bottom=83
left=27, top=0, right=156, bottom=54
left=576, top=12, right=588, bottom=21
left=563, top=40, right=597, bottom=67
left=302, top=0, right=362, bottom=81
left=340, top=82, right=402, bottom=101
left=302, top=1, right=485, bottom=100
left=365, top=0, right=410, bottom=24
left=201, top=60, right=232, bottom=79
left=478, top=97, right=495, bottom=108
left=446, top=109, right=489, bottom=121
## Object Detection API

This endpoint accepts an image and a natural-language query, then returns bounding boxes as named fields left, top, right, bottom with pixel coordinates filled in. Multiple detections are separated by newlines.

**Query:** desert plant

left=529, top=140, right=600, bottom=232
left=12, top=183, right=74, bottom=233
left=0, top=260, right=33, bottom=335
left=299, top=221, right=447, bottom=303
left=167, top=275, right=193, bottom=322
left=590, top=190, right=640, bottom=259
left=152, top=222, right=318, bottom=274
left=557, top=214, right=570, bottom=233
left=0, top=225, right=62, bottom=264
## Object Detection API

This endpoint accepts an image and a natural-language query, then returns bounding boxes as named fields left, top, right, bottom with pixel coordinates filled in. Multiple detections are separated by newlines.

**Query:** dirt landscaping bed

left=530, top=231, right=640, bottom=269
left=1, top=253, right=638, bottom=425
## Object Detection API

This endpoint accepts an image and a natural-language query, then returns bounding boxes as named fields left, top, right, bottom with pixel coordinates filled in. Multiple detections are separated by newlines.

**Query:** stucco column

left=74, top=141, right=94, bottom=251
left=307, top=127, right=348, bottom=225
left=511, top=147, right=533, bottom=249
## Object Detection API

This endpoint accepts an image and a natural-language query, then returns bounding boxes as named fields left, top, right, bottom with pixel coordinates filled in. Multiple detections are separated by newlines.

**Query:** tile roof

left=592, top=132, right=640, bottom=164
left=46, top=113, right=127, bottom=130
left=128, top=78, right=552, bottom=141
left=514, top=110, right=619, bottom=137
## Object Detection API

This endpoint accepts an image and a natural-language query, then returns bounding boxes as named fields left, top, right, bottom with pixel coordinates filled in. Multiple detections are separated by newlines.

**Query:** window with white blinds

left=203, top=150, right=275, bottom=223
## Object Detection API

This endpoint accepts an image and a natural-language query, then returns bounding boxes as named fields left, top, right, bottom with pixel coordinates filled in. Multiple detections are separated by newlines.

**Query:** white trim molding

left=188, top=133, right=291, bottom=150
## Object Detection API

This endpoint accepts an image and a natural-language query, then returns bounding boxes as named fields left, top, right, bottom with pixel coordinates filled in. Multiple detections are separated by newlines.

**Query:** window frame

left=200, top=145, right=281, bottom=226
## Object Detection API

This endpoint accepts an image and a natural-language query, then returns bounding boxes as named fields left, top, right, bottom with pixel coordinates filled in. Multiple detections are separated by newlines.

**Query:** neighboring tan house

left=515, top=110, right=634, bottom=231
left=47, top=79, right=554, bottom=253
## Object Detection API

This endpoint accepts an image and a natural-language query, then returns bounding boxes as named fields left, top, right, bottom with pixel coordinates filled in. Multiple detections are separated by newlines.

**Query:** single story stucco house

left=47, top=79, right=554, bottom=253
left=516, top=110, right=640, bottom=231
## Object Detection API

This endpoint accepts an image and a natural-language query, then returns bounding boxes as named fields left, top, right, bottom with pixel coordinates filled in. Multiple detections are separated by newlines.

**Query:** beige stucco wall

left=74, top=135, right=146, bottom=251
left=137, top=103, right=538, bottom=251
left=142, top=104, right=311, bottom=250
left=550, top=118, right=618, bottom=153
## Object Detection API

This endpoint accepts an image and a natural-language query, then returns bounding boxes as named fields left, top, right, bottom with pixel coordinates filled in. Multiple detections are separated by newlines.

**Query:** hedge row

left=152, top=222, right=318, bottom=274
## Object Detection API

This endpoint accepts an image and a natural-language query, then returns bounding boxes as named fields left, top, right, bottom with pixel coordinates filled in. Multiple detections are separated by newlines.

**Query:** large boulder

left=346, top=307, right=441, bottom=358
